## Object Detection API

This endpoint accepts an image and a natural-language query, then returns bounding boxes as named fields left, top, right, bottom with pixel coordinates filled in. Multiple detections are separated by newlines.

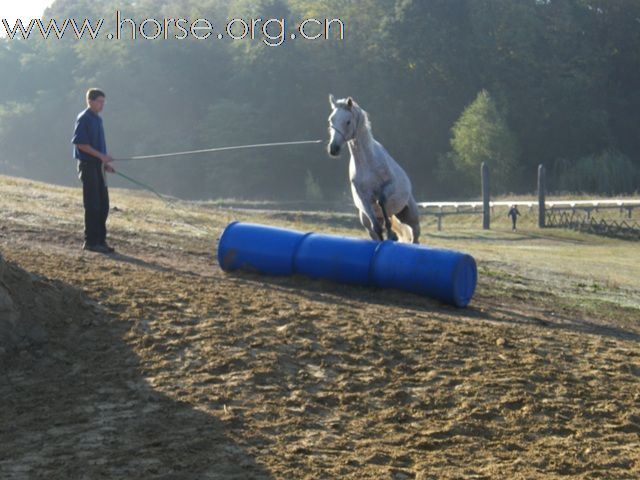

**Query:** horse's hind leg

left=396, top=199, right=421, bottom=244
left=377, top=193, right=398, bottom=241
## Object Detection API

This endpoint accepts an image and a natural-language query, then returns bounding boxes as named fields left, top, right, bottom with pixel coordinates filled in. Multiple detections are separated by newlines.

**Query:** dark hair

left=86, top=88, right=106, bottom=101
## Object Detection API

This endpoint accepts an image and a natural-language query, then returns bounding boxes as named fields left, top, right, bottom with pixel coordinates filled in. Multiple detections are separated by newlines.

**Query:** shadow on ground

left=0, top=273, right=272, bottom=479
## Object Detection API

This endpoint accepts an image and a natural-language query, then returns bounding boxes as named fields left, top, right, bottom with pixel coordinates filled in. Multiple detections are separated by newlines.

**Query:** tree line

left=0, top=0, right=638, bottom=201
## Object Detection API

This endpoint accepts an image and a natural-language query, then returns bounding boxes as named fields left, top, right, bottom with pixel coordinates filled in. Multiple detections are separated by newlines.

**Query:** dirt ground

left=0, top=177, right=639, bottom=479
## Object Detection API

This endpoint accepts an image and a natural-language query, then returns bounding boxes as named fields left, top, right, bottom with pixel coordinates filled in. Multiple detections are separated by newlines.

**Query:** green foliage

left=189, top=99, right=275, bottom=199
left=553, top=150, right=640, bottom=195
left=440, top=90, right=519, bottom=195
left=0, top=0, right=639, bottom=199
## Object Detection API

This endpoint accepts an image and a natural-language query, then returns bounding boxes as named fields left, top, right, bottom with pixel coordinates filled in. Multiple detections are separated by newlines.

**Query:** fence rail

left=418, top=199, right=640, bottom=211
left=418, top=200, right=538, bottom=231
left=418, top=199, right=640, bottom=233
left=416, top=162, right=640, bottom=235
left=546, top=210, right=640, bottom=240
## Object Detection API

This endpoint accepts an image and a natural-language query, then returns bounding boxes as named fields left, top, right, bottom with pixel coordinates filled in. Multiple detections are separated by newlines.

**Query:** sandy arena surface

left=1, top=188, right=639, bottom=479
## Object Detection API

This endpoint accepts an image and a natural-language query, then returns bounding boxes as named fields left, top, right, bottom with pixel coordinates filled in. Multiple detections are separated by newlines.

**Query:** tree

left=1, top=0, right=639, bottom=199
left=441, top=90, right=519, bottom=195
left=553, top=149, right=640, bottom=195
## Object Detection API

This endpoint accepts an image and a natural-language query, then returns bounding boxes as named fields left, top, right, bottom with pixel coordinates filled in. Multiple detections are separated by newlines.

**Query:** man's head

left=86, top=88, right=106, bottom=114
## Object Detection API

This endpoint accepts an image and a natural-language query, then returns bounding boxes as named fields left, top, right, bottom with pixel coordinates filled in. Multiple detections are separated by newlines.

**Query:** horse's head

left=327, top=94, right=357, bottom=157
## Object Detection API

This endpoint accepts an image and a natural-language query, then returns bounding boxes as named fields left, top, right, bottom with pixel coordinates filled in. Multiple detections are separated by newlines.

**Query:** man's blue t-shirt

left=71, top=107, right=106, bottom=164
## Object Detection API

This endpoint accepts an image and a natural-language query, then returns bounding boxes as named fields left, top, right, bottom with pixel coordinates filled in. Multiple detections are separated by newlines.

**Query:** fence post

left=538, top=164, right=546, bottom=228
left=482, top=162, right=490, bottom=230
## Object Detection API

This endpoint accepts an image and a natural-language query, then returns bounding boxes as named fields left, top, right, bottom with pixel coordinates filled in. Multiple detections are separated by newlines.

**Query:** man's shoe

left=100, top=242, right=115, bottom=253
left=82, top=242, right=111, bottom=254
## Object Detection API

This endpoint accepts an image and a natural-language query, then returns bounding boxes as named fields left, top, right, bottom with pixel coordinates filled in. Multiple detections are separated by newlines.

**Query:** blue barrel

left=217, top=222, right=306, bottom=275
left=217, top=222, right=477, bottom=308
left=294, top=233, right=379, bottom=285
left=370, top=241, right=477, bottom=308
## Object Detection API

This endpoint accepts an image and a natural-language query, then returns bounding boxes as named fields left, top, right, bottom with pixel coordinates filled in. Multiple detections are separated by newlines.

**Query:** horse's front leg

left=358, top=209, right=382, bottom=241
left=359, top=204, right=384, bottom=241
left=353, top=182, right=384, bottom=241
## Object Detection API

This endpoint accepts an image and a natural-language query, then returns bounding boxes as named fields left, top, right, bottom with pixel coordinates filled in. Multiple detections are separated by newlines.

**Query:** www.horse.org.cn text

left=1, top=11, right=346, bottom=47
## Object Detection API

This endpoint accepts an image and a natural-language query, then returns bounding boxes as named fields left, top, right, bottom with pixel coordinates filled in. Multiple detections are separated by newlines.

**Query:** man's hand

left=100, top=153, right=114, bottom=172
left=76, top=144, right=114, bottom=165
left=100, top=153, right=114, bottom=164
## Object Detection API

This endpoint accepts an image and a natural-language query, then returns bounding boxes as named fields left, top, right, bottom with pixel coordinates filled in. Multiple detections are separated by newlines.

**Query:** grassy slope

left=2, top=174, right=637, bottom=314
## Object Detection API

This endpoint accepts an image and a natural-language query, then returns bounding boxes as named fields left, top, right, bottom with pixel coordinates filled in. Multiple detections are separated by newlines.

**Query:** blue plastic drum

left=217, top=222, right=478, bottom=308
left=370, top=241, right=477, bottom=308
left=217, top=222, right=306, bottom=276
left=293, top=233, right=380, bottom=285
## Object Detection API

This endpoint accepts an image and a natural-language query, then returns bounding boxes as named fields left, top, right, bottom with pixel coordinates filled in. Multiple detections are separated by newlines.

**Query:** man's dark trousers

left=78, top=161, right=109, bottom=245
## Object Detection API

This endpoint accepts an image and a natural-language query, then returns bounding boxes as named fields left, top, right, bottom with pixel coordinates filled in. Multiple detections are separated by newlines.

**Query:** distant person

left=508, top=205, right=521, bottom=231
left=71, top=88, right=115, bottom=253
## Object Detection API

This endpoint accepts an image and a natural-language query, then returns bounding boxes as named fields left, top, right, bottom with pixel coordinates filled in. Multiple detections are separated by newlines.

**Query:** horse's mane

left=336, top=99, right=372, bottom=135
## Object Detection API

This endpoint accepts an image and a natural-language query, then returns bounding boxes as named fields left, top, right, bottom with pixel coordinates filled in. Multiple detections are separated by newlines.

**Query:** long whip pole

left=113, top=139, right=323, bottom=162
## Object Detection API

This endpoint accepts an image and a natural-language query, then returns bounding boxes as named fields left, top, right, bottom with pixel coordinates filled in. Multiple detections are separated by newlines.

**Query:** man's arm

left=76, top=144, right=113, bottom=164
left=76, top=145, right=115, bottom=173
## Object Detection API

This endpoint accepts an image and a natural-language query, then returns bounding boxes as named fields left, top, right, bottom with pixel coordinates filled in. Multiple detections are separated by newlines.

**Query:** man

left=71, top=88, right=116, bottom=253
left=508, top=204, right=521, bottom=232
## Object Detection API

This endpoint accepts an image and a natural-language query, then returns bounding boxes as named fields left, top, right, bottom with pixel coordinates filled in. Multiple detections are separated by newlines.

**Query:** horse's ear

left=347, top=97, right=354, bottom=108
left=329, top=94, right=336, bottom=108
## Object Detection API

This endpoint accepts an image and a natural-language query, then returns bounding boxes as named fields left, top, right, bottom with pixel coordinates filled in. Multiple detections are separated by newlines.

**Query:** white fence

left=416, top=163, right=640, bottom=232
left=420, top=199, right=640, bottom=209
left=418, top=199, right=640, bottom=231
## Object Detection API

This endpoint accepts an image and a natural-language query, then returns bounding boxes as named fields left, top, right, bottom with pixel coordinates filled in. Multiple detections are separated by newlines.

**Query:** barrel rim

left=216, top=220, right=241, bottom=271
left=368, top=240, right=394, bottom=287
left=453, top=254, right=478, bottom=308
left=291, top=231, right=314, bottom=274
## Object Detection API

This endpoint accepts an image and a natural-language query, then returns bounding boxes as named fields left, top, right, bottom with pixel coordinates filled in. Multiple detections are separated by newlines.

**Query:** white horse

left=327, top=94, right=421, bottom=244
